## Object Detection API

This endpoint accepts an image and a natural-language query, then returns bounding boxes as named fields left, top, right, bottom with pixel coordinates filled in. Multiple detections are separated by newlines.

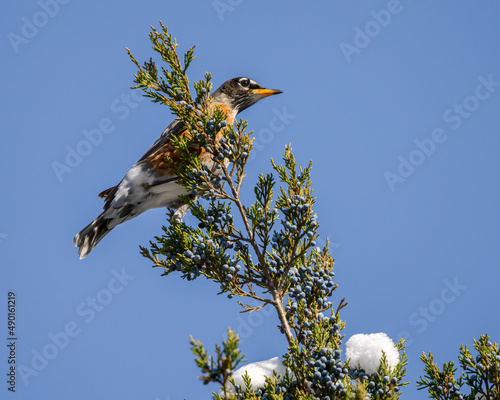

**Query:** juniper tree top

left=129, top=23, right=408, bottom=400
left=127, top=22, right=499, bottom=400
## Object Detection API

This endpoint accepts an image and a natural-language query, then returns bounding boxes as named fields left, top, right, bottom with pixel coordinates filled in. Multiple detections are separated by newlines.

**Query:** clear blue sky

left=2, top=1, right=500, bottom=399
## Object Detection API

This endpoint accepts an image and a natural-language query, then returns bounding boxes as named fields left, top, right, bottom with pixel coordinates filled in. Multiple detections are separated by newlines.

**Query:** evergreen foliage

left=128, top=23, right=498, bottom=400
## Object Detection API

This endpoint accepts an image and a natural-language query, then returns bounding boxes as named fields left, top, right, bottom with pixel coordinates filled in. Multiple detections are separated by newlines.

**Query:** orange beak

left=251, top=88, right=283, bottom=99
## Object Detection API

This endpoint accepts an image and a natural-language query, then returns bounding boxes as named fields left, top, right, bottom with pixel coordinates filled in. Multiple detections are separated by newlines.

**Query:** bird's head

left=211, top=77, right=282, bottom=114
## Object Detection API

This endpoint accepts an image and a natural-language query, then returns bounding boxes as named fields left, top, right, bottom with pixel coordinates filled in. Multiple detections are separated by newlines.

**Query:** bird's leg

left=172, top=203, right=192, bottom=223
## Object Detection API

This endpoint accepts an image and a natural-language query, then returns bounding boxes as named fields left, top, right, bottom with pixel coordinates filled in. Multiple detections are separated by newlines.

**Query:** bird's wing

left=98, top=118, right=188, bottom=206
left=137, top=118, right=186, bottom=162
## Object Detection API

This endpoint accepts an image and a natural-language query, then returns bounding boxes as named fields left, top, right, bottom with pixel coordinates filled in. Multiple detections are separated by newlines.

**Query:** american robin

left=73, top=77, right=282, bottom=259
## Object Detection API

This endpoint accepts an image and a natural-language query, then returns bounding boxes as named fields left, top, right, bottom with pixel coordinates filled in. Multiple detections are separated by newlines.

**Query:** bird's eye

left=240, top=78, right=250, bottom=87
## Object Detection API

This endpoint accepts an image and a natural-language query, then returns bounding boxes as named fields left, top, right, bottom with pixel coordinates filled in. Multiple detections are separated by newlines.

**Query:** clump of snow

left=230, top=357, right=288, bottom=391
left=346, top=332, right=399, bottom=374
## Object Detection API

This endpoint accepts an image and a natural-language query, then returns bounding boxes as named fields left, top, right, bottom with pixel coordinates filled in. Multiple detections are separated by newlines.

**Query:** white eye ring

left=239, top=78, right=250, bottom=88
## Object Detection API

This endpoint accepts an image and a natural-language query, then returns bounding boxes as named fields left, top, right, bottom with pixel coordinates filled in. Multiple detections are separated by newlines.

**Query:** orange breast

left=145, top=103, right=235, bottom=177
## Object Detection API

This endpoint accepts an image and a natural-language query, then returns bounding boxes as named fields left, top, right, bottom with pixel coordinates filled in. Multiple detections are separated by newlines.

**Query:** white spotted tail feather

left=73, top=215, right=113, bottom=259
